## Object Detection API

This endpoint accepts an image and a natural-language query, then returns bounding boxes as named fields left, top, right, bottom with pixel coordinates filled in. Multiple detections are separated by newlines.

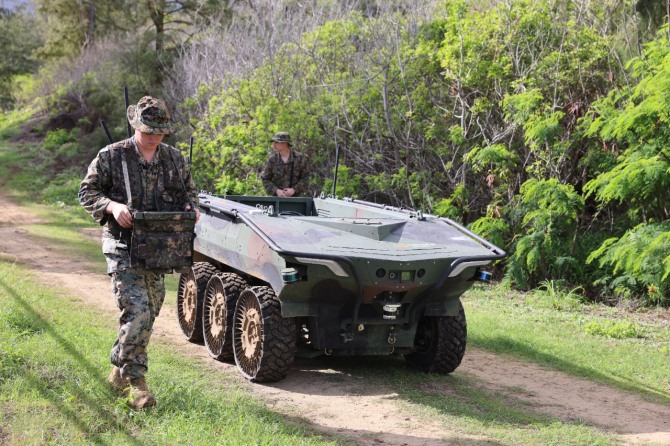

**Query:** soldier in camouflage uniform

left=261, top=132, right=310, bottom=197
left=78, top=96, right=200, bottom=410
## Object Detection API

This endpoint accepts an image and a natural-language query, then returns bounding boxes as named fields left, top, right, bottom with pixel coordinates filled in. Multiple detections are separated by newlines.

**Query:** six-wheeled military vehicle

left=176, top=193, right=505, bottom=382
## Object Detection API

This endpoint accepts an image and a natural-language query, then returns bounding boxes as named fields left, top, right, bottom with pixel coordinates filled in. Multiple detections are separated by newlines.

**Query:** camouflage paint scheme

left=194, top=194, right=505, bottom=356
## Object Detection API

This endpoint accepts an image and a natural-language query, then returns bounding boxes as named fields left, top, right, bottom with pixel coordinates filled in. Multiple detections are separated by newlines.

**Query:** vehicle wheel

left=203, top=272, right=247, bottom=361
left=233, top=286, right=296, bottom=382
left=177, top=262, right=219, bottom=342
left=404, top=302, right=467, bottom=374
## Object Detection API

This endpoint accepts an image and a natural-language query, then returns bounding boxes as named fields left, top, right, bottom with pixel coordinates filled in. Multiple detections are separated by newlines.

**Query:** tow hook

left=387, top=326, right=396, bottom=344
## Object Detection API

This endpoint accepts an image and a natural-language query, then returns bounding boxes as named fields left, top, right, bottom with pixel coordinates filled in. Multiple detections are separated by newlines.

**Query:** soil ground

left=1, top=193, right=669, bottom=446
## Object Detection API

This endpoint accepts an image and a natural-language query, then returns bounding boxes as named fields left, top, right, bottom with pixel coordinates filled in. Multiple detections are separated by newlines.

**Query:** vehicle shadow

left=281, top=410, right=509, bottom=446
left=269, top=343, right=670, bottom=441
left=473, top=335, right=670, bottom=405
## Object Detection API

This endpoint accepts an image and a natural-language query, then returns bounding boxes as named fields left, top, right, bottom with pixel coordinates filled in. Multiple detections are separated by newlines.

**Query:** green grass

left=0, top=260, right=346, bottom=446
left=392, top=373, right=616, bottom=446
left=0, top=108, right=34, bottom=140
left=465, top=285, right=670, bottom=403
left=0, top=144, right=42, bottom=195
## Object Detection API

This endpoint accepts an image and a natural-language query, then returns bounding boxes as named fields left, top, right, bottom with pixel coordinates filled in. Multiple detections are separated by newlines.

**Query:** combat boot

left=108, top=366, right=127, bottom=392
left=126, top=376, right=157, bottom=410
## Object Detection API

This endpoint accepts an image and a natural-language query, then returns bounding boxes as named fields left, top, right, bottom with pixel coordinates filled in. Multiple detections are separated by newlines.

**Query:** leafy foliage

left=586, top=222, right=670, bottom=305
left=583, top=319, right=643, bottom=339
left=506, top=179, right=584, bottom=289
left=583, top=29, right=670, bottom=305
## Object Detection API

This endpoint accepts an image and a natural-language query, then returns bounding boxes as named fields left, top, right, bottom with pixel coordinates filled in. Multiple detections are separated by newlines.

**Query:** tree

left=583, top=31, right=670, bottom=304
left=34, top=0, right=138, bottom=59
left=636, top=0, right=669, bottom=39
left=0, top=7, right=43, bottom=109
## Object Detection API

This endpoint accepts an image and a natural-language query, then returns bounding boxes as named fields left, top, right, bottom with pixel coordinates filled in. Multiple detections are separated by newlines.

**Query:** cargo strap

left=121, top=145, right=133, bottom=208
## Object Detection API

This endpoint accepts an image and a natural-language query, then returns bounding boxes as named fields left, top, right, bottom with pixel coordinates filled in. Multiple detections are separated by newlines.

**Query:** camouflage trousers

left=109, top=269, right=165, bottom=379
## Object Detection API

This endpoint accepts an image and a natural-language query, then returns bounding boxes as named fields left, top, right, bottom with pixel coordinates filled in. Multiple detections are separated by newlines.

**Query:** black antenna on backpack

left=100, top=120, right=114, bottom=144
left=124, top=86, right=131, bottom=138
left=189, top=136, right=194, bottom=161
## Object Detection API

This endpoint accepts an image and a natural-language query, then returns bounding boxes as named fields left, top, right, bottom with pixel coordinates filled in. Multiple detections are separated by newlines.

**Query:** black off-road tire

left=404, top=302, right=467, bottom=374
left=177, top=262, right=219, bottom=342
left=203, top=272, right=247, bottom=361
left=233, top=286, right=296, bottom=382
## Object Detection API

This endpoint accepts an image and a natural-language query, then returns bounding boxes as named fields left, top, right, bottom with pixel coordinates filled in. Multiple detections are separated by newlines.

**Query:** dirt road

left=1, top=193, right=669, bottom=446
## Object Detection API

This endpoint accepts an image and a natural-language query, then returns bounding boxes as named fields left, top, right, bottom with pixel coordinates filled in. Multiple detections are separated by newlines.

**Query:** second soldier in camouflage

left=261, top=131, right=310, bottom=197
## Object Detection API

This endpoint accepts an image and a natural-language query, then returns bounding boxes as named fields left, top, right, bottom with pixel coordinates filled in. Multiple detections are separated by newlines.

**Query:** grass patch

left=393, top=373, right=617, bottom=446
left=582, top=319, right=643, bottom=339
left=0, top=261, right=345, bottom=446
left=0, top=117, right=91, bottom=207
left=465, top=285, right=670, bottom=402
left=0, top=142, right=43, bottom=196
left=0, top=108, right=34, bottom=140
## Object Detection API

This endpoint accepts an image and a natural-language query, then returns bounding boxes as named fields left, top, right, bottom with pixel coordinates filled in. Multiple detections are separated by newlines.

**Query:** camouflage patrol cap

left=127, top=96, right=175, bottom=135
left=271, top=132, right=292, bottom=146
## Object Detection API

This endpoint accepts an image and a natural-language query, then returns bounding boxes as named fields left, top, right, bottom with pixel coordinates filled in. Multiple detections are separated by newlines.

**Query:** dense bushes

left=4, top=0, right=670, bottom=306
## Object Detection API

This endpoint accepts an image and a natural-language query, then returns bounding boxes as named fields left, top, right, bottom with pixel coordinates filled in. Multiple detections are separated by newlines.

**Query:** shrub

left=583, top=319, right=643, bottom=339
left=43, top=128, right=76, bottom=151
left=527, top=279, right=584, bottom=312
left=505, top=179, right=584, bottom=289
left=587, top=222, right=670, bottom=306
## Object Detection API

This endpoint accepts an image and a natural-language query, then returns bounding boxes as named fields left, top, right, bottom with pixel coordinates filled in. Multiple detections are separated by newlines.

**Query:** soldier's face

left=273, top=141, right=289, bottom=153
left=136, top=130, right=165, bottom=151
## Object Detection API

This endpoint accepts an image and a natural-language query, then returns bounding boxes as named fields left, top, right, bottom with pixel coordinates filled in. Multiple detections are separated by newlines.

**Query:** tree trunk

left=147, top=0, right=166, bottom=55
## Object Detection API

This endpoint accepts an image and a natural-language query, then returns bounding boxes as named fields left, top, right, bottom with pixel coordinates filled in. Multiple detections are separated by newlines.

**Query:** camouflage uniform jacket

left=78, top=137, right=198, bottom=272
left=261, top=150, right=310, bottom=196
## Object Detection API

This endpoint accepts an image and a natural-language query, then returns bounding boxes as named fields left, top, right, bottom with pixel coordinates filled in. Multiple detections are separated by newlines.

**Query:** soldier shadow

left=0, top=278, right=143, bottom=445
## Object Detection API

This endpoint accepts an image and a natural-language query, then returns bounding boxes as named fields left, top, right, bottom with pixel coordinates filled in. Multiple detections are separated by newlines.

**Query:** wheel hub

left=208, top=291, right=225, bottom=337
left=182, top=279, right=197, bottom=323
left=241, top=308, right=261, bottom=358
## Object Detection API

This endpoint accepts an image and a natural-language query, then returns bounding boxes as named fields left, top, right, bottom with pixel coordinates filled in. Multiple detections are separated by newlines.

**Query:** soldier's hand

left=185, top=204, right=200, bottom=223
left=276, top=189, right=286, bottom=197
left=107, top=202, right=133, bottom=228
left=284, top=188, right=296, bottom=197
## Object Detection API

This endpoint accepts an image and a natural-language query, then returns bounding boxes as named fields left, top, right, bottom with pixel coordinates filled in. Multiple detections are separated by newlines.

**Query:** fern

left=506, top=179, right=583, bottom=288
left=586, top=222, right=670, bottom=304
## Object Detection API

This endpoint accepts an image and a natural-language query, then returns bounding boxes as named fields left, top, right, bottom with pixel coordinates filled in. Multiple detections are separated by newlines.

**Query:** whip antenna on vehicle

left=332, top=119, right=340, bottom=196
